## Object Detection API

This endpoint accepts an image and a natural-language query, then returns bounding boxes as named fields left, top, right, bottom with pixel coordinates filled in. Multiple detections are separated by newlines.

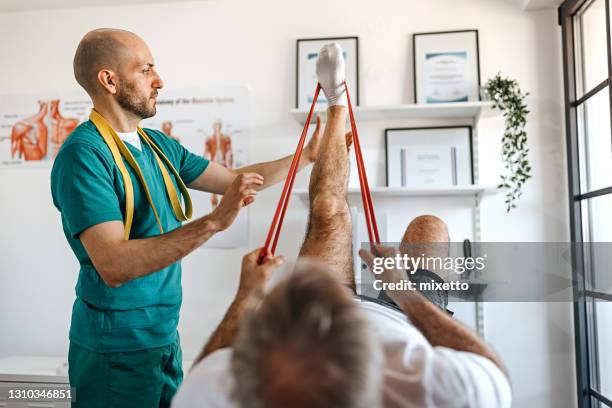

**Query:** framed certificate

left=385, top=126, right=473, bottom=187
left=296, top=36, right=359, bottom=109
left=413, top=30, right=481, bottom=104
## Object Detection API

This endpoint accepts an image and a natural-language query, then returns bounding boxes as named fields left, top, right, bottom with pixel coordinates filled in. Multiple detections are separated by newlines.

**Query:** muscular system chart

left=0, top=93, right=91, bottom=167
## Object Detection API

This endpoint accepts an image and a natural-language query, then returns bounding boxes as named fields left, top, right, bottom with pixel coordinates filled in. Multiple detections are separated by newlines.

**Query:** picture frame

left=296, top=36, right=359, bottom=109
left=385, top=126, right=473, bottom=188
left=413, top=30, right=481, bottom=104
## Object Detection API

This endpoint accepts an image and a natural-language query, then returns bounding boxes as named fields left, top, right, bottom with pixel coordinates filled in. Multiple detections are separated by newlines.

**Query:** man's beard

left=116, top=80, right=156, bottom=119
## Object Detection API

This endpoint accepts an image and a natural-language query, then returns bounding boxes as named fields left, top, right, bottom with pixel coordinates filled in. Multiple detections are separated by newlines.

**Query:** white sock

left=316, top=42, right=348, bottom=107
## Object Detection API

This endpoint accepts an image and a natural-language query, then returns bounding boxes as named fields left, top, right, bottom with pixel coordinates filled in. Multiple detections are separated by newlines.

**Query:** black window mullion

left=606, top=0, right=612, bottom=172
left=561, top=1, right=593, bottom=406
left=607, top=0, right=612, bottom=78
left=579, top=2, right=587, bottom=97
left=561, top=0, right=611, bottom=404
left=591, top=388, right=612, bottom=407
left=573, top=78, right=609, bottom=107
left=588, top=292, right=602, bottom=397
left=575, top=186, right=612, bottom=200
left=585, top=290, right=612, bottom=301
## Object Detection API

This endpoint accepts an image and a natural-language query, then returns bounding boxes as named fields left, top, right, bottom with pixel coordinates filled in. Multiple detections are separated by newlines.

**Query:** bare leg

left=299, top=106, right=354, bottom=291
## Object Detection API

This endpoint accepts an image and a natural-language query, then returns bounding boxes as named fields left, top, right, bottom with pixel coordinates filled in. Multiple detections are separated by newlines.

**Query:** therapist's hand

left=210, top=172, right=263, bottom=231
left=237, top=247, right=285, bottom=299
left=303, top=116, right=354, bottom=163
left=303, top=115, right=323, bottom=163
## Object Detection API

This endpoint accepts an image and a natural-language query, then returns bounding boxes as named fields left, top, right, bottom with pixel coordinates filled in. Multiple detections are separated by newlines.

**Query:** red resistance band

left=258, top=82, right=380, bottom=264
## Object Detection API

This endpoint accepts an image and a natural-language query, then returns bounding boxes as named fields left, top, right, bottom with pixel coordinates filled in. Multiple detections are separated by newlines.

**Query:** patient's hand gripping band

left=258, top=82, right=379, bottom=264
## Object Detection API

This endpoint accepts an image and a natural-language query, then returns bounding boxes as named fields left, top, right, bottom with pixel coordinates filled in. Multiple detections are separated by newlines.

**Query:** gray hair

left=230, top=259, right=383, bottom=408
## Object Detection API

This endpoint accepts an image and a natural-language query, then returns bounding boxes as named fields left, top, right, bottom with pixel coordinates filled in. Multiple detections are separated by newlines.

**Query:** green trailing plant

left=485, top=73, right=531, bottom=212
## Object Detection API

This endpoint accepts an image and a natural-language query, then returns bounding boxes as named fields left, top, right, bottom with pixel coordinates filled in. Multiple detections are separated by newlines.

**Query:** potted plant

left=485, top=73, right=531, bottom=212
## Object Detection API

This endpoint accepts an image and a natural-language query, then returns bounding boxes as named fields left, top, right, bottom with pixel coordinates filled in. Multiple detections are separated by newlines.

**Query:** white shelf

left=290, top=101, right=496, bottom=124
left=292, top=185, right=501, bottom=206
left=0, top=356, right=68, bottom=383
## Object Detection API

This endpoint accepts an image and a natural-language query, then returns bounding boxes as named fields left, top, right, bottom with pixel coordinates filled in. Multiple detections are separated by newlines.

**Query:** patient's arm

left=193, top=248, right=284, bottom=366
left=360, top=245, right=508, bottom=377
left=298, top=106, right=354, bottom=291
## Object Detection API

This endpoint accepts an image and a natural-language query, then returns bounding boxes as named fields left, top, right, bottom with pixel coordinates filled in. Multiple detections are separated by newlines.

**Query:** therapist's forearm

left=102, top=215, right=220, bottom=287
left=236, top=153, right=312, bottom=190
left=393, top=292, right=507, bottom=376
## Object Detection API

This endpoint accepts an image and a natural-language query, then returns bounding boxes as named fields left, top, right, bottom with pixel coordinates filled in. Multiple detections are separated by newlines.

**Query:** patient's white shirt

left=172, top=300, right=512, bottom=408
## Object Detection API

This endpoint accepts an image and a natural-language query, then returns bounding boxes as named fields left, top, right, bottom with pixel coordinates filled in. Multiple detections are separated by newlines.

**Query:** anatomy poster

left=1, top=87, right=249, bottom=248
left=0, top=92, right=92, bottom=167
left=141, top=87, right=250, bottom=249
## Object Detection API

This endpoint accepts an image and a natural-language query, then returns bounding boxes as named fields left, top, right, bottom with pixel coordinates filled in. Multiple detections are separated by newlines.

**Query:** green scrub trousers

left=68, top=334, right=183, bottom=408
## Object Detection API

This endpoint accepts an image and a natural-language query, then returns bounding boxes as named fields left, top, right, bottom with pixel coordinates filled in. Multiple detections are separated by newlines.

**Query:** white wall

left=0, top=0, right=575, bottom=407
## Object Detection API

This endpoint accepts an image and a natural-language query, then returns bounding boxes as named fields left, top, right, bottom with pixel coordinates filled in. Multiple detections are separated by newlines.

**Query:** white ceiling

left=0, top=0, right=211, bottom=13
left=0, top=0, right=563, bottom=13
left=510, top=0, right=564, bottom=10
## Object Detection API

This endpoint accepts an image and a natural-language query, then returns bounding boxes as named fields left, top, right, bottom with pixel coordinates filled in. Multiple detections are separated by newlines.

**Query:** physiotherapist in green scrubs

left=50, top=28, right=324, bottom=408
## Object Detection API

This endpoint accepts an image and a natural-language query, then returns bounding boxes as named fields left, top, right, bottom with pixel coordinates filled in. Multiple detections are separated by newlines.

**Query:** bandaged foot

left=316, top=43, right=347, bottom=107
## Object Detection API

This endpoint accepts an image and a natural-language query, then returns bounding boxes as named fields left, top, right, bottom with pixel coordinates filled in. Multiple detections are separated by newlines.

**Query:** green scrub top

left=50, top=121, right=209, bottom=353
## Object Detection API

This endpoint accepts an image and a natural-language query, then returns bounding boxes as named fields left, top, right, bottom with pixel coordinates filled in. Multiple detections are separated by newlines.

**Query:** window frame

left=560, top=0, right=612, bottom=406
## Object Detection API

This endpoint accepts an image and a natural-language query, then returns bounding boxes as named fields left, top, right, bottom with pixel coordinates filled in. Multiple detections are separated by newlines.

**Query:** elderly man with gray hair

left=172, top=43, right=511, bottom=408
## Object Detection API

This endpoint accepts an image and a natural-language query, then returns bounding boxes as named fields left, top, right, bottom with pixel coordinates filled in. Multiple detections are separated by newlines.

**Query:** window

left=560, top=0, right=612, bottom=406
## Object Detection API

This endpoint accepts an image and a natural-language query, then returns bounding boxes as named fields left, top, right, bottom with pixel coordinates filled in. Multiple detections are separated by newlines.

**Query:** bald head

left=73, top=29, right=163, bottom=120
left=73, top=29, right=142, bottom=96
left=400, top=215, right=450, bottom=259
left=402, top=215, right=449, bottom=244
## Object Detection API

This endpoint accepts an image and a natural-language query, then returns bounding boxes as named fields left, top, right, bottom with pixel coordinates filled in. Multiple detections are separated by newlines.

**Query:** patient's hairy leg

left=299, top=106, right=354, bottom=291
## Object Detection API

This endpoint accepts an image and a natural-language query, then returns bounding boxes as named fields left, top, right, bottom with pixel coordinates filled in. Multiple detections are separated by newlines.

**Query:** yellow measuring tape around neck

left=89, top=109, right=192, bottom=240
